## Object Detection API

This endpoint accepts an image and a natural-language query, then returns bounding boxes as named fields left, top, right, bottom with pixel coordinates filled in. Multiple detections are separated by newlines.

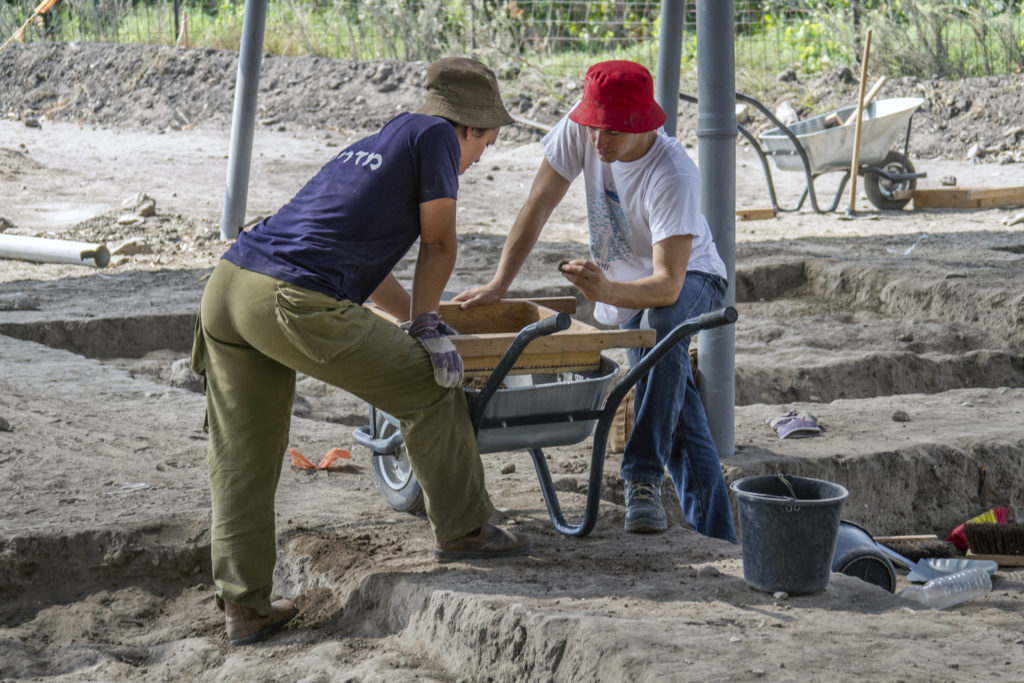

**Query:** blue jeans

left=620, top=271, right=738, bottom=543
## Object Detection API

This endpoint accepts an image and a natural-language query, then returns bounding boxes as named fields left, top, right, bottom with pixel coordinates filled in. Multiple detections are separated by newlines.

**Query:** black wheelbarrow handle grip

left=698, top=305, right=739, bottom=330
left=534, top=310, right=573, bottom=336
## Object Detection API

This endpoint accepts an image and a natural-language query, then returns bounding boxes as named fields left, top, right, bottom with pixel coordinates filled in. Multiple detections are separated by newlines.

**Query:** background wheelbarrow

left=353, top=304, right=739, bottom=537
left=682, top=92, right=927, bottom=213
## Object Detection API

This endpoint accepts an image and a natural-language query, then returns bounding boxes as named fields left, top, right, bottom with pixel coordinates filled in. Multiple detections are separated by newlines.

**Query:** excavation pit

left=2, top=237, right=1024, bottom=680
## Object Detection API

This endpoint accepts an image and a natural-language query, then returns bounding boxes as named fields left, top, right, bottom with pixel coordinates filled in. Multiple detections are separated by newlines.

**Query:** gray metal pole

left=219, top=0, right=268, bottom=240
left=654, top=0, right=684, bottom=137
left=695, top=0, right=737, bottom=457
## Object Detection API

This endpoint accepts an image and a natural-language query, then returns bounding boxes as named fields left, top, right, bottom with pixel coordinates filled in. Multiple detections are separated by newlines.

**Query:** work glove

left=401, top=311, right=464, bottom=388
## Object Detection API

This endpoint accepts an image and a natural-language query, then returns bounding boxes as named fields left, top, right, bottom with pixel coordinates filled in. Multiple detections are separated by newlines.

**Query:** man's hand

left=452, top=282, right=505, bottom=309
left=402, top=312, right=463, bottom=388
left=558, top=259, right=611, bottom=303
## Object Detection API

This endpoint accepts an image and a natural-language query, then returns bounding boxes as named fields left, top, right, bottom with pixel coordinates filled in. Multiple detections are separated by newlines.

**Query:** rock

left=891, top=409, right=911, bottom=422
left=121, top=192, right=157, bottom=217
left=117, top=214, right=145, bottom=225
left=939, top=175, right=957, bottom=186
left=24, top=117, right=40, bottom=128
left=777, top=67, right=797, bottom=82
left=966, top=142, right=981, bottom=160
left=501, top=463, right=516, bottom=474
left=111, top=238, right=153, bottom=255
left=736, top=103, right=751, bottom=125
left=291, top=393, right=313, bottom=417
left=775, top=101, right=799, bottom=125
left=0, top=216, right=14, bottom=232
left=0, top=416, right=10, bottom=431
left=168, top=358, right=204, bottom=393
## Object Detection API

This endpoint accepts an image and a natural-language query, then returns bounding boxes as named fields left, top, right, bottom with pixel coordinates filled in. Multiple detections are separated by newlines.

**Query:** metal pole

left=695, top=0, right=736, bottom=457
left=219, top=0, right=268, bottom=240
left=655, top=0, right=684, bottom=137
left=173, top=0, right=180, bottom=44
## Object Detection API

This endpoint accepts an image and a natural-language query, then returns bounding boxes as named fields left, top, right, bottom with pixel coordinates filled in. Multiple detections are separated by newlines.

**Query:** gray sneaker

left=624, top=480, right=668, bottom=533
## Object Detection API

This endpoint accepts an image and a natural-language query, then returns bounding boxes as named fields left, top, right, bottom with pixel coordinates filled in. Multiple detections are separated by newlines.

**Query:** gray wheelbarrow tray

left=681, top=92, right=927, bottom=213
left=353, top=306, right=739, bottom=537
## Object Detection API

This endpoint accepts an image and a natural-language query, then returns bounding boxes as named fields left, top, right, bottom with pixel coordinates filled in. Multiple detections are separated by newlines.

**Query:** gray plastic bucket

left=730, top=474, right=849, bottom=594
left=831, top=520, right=897, bottom=593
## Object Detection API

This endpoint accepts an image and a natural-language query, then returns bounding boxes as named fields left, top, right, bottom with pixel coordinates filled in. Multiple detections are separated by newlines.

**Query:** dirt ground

left=2, top=43, right=1024, bottom=681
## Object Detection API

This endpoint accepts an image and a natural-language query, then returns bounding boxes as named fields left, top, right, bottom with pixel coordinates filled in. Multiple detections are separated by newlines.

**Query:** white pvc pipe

left=0, top=234, right=110, bottom=268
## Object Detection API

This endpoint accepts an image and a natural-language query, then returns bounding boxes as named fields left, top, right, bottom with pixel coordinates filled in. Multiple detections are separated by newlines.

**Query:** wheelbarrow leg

left=528, top=403, right=616, bottom=537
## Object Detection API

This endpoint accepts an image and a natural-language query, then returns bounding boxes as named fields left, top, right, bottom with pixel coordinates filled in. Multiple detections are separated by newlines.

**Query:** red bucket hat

left=569, top=61, right=666, bottom=133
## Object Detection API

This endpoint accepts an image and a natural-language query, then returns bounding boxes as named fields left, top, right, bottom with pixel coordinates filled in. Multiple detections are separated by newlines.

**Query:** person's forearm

left=599, top=273, right=684, bottom=309
left=411, top=239, right=457, bottom=318
left=367, top=274, right=412, bottom=320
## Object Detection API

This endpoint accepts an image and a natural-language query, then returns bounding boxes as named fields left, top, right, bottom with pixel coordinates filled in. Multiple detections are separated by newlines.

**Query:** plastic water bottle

left=898, top=567, right=992, bottom=609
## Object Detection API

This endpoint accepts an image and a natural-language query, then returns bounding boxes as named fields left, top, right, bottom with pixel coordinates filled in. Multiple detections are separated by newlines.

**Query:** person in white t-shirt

left=455, top=60, right=737, bottom=542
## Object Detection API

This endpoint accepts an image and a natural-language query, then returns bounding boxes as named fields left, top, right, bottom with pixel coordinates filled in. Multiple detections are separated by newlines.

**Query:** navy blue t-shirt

left=224, top=113, right=460, bottom=303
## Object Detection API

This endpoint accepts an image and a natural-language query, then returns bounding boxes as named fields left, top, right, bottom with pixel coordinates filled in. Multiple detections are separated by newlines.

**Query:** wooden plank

left=523, top=296, right=577, bottom=314
left=966, top=550, right=1024, bottom=567
left=909, top=188, right=981, bottom=209
left=736, top=207, right=777, bottom=221
left=874, top=535, right=941, bottom=543
left=977, top=194, right=1024, bottom=209
left=367, top=299, right=656, bottom=375
left=462, top=351, right=600, bottom=376
left=907, top=186, right=1024, bottom=210
left=964, top=185, right=1024, bottom=200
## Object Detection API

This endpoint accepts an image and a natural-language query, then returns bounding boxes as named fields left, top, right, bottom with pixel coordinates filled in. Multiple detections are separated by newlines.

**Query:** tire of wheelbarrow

left=369, top=411, right=425, bottom=515
left=864, top=150, right=916, bottom=210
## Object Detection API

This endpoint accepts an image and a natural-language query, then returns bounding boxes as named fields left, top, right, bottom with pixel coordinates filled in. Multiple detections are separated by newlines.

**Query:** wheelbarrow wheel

left=369, top=410, right=425, bottom=515
left=864, top=150, right=916, bottom=210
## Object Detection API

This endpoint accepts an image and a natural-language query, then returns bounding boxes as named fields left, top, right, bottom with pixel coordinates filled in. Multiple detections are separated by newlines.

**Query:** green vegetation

left=2, top=1, right=1022, bottom=81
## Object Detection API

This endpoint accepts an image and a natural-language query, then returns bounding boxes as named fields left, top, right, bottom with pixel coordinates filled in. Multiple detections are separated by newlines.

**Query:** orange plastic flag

left=289, top=448, right=317, bottom=470
left=317, top=448, right=352, bottom=470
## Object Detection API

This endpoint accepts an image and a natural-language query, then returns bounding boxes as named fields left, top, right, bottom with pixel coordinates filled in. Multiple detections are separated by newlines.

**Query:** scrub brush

left=964, top=522, right=1024, bottom=565
left=874, top=535, right=961, bottom=562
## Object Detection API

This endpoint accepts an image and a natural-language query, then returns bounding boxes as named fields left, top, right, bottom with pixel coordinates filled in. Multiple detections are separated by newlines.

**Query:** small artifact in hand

left=557, top=259, right=570, bottom=272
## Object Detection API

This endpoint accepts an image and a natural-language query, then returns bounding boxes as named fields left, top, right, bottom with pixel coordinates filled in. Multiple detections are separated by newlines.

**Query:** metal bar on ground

left=0, top=234, right=110, bottom=268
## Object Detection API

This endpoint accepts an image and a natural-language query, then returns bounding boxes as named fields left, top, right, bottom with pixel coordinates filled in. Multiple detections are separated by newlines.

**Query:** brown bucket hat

left=419, top=57, right=514, bottom=129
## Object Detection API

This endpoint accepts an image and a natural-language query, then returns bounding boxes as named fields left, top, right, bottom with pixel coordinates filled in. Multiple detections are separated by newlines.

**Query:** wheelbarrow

left=352, top=305, right=739, bottom=537
left=681, top=92, right=927, bottom=213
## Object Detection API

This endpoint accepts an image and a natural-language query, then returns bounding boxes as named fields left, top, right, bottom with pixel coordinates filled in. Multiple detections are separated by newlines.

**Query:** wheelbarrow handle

left=352, top=406, right=403, bottom=454
left=352, top=423, right=403, bottom=455
left=606, top=305, right=739, bottom=410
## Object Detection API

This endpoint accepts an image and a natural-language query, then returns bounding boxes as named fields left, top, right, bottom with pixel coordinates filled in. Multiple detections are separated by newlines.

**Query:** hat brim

left=420, top=95, right=514, bottom=129
left=568, top=101, right=666, bottom=134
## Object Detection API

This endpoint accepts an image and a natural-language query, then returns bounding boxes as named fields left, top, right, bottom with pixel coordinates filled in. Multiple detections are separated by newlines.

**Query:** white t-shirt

left=542, top=115, right=726, bottom=325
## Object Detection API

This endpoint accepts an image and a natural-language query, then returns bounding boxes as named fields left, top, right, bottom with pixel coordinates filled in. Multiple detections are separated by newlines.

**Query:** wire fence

left=3, top=1, right=1023, bottom=81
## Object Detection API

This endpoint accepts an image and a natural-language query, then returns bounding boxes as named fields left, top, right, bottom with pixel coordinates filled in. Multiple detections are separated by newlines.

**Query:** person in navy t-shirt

left=190, top=57, right=530, bottom=647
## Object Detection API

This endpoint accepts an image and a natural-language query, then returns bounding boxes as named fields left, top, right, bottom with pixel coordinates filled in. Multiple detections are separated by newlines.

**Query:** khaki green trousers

left=191, top=261, right=493, bottom=613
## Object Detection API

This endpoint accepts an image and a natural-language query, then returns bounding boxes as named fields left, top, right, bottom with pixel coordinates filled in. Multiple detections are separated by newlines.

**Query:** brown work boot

left=224, top=598, right=298, bottom=646
left=433, top=523, right=531, bottom=562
